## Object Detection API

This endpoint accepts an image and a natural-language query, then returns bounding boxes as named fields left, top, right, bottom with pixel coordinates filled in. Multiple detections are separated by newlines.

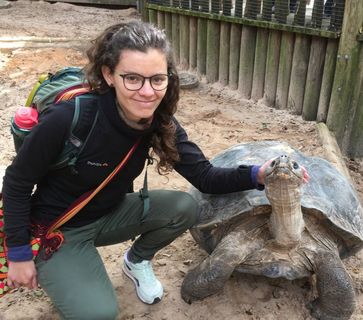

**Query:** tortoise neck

left=267, top=185, right=304, bottom=247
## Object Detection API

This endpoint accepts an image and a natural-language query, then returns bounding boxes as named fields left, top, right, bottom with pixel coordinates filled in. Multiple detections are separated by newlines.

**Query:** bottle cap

left=13, top=107, right=38, bottom=130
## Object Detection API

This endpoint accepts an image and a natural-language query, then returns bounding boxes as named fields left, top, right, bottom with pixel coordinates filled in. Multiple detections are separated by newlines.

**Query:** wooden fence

left=142, top=0, right=363, bottom=158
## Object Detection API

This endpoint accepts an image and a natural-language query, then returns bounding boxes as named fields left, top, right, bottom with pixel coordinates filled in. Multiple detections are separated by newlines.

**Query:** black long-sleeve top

left=2, top=89, right=260, bottom=261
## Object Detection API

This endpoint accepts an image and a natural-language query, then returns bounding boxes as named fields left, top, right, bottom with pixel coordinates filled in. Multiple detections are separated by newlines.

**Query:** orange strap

left=46, top=139, right=141, bottom=236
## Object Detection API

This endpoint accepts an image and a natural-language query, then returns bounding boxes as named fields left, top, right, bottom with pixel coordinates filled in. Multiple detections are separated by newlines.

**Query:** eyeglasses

left=119, top=73, right=169, bottom=91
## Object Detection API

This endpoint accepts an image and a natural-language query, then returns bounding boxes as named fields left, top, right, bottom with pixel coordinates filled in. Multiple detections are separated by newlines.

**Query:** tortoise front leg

left=309, top=251, right=356, bottom=320
left=181, top=230, right=264, bottom=303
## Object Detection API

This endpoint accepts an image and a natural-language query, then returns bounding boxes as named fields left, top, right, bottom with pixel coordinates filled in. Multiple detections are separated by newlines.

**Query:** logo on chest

left=86, top=161, right=109, bottom=167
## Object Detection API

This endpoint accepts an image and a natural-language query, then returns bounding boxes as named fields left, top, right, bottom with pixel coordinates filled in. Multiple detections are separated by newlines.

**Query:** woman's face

left=102, top=48, right=168, bottom=122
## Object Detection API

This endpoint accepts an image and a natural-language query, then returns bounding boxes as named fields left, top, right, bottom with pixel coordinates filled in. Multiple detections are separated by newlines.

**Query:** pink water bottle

left=11, top=107, right=39, bottom=152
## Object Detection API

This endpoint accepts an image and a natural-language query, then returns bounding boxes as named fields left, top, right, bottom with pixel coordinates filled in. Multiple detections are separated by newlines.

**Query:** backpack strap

left=49, top=94, right=99, bottom=172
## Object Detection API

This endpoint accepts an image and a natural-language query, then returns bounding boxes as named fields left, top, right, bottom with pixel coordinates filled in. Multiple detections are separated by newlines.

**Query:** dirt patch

left=0, top=1, right=362, bottom=319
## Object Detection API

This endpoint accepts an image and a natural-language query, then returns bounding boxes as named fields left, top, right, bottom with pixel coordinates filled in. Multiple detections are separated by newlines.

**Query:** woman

left=2, top=21, right=294, bottom=319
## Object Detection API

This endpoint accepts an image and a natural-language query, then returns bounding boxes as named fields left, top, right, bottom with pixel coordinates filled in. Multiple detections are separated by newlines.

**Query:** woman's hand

left=7, top=260, right=38, bottom=290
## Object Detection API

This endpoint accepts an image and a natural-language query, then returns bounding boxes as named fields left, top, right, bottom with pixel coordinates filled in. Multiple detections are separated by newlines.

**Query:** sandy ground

left=0, top=1, right=362, bottom=319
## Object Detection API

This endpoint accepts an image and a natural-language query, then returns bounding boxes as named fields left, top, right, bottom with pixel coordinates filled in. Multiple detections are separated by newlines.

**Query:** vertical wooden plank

left=251, top=28, right=268, bottom=101
left=302, top=37, right=327, bottom=121
left=164, top=12, right=172, bottom=41
left=197, top=18, right=208, bottom=76
left=219, top=22, right=230, bottom=86
left=228, top=23, right=242, bottom=90
left=346, top=53, right=363, bottom=157
left=238, top=26, right=257, bottom=99
left=149, top=9, right=158, bottom=26
left=316, top=39, right=338, bottom=122
left=172, top=13, right=180, bottom=65
left=206, top=20, right=220, bottom=83
left=189, top=17, right=198, bottom=70
left=157, top=11, right=165, bottom=30
left=263, top=30, right=281, bottom=107
left=288, top=34, right=310, bottom=114
left=327, top=0, right=363, bottom=147
left=311, top=0, right=324, bottom=28
left=275, top=31, right=294, bottom=109
left=275, top=0, right=289, bottom=24
left=139, top=0, right=148, bottom=22
left=179, top=15, right=189, bottom=69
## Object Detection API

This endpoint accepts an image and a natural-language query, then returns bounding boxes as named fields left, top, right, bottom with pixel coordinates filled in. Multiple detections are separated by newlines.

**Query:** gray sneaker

left=123, top=250, right=163, bottom=304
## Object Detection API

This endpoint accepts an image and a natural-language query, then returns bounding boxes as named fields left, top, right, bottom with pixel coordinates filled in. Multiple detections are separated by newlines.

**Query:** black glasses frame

left=119, top=73, right=170, bottom=91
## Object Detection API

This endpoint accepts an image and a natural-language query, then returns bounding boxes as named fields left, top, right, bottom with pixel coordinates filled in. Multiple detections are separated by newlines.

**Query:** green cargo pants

left=35, top=190, right=198, bottom=320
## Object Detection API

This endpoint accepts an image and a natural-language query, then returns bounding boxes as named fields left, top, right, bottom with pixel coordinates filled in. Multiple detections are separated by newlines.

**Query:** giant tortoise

left=181, top=141, right=363, bottom=320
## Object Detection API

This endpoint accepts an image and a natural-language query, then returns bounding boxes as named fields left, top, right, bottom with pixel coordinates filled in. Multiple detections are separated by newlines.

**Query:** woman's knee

left=173, top=191, right=198, bottom=227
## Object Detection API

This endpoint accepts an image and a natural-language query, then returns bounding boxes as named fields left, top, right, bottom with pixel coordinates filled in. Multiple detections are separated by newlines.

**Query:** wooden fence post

left=251, top=28, right=268, bottom=101
left=189, top=17, right=198, bottom=70
left=263, top=30, right=281, bottom=107
left=206, top=20, right=220, bottom=83
left=302, top=37, right=327, bottom=121
left=171, top=13, right=180, bottom=65
left=197, top=18, right=208, bottom=76
left=219, top=22, right=230, bottom=86
left=326, top=0, right=363, bottom=154
left=288, top=34, right=310, bottom=114
left=275, top=31, right=294, bottom=109
left=180, top=15, right=189, bottom=69
left=228, top=23, right=242, bottom=90
left=238, top=26, right=257, bottom=99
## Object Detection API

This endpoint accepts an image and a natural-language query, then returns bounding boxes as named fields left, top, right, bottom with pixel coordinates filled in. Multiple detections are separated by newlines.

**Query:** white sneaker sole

left=122, top=261, right=163, bottom=305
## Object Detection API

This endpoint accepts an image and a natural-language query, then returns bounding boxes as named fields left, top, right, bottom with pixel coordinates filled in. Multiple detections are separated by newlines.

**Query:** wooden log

left=171, top=13, right=180, bottom=65
left=262, top=0, right=273, bottom=21
left=326, top=0, right=363, bottom=147
left=251, top=28, right=268, bottom=101
left=275, top=0, right=289, bottom=24
left=294, top=0, right=307, bottom=26
left=238, top=26, right=257, bottom=99
left=157, top=11, right=165, bottom=30
left=219, top=22, right=230, bottom=86
left=316, top=123, right=353, bottom=182
left=288, top=34, right=310, bottom=114
left=228, top=23, right=242, bottom=90
left=316, top=39, right=339, bottom=122
left=206, top=20, right=220, bottom=83
left=189, top=17, right=198, bottom=70
left=302, top=37, right=327, bottom=121
left=263, top=30, right=281, bottom=107
left=311, top=0, right=324, bottom=28
left=179, top=15, right=189, bottom=70
left=164, top=12, right=172, bottom=41
left=149, top=9, right=158, bottom=26
left=197, top=18, right=208, bottom=76
left=275, top=31, right=294, bottom=109
left=345, top=61, right=363, bottom=157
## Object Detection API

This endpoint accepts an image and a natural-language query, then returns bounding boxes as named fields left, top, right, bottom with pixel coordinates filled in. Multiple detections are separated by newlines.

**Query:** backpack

left=11, top=67, right=99, bottom=173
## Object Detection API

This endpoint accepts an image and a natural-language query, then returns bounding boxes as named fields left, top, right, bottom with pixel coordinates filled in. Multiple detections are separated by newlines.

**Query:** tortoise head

left=264, top=155, right=304, bottom=190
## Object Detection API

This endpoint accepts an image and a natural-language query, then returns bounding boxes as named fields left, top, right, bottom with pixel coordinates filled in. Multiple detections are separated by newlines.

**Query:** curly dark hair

left=84, top=21, right=180, bottom=174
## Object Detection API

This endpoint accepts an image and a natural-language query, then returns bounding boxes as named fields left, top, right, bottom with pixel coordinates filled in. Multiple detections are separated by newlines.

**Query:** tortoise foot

left=181, top=256, right=234, bottom=303
left=307, top=298, right=353, bottom=320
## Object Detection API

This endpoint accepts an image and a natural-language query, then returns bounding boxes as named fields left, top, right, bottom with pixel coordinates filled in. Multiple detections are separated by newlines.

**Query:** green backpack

left=11, top=67, right=99, bottom=172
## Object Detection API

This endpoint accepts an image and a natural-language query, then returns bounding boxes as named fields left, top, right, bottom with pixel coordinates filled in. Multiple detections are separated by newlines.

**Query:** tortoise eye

left=270, top=160, right=276, bottom=167
left=293, top=162, right=299, bottom=169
